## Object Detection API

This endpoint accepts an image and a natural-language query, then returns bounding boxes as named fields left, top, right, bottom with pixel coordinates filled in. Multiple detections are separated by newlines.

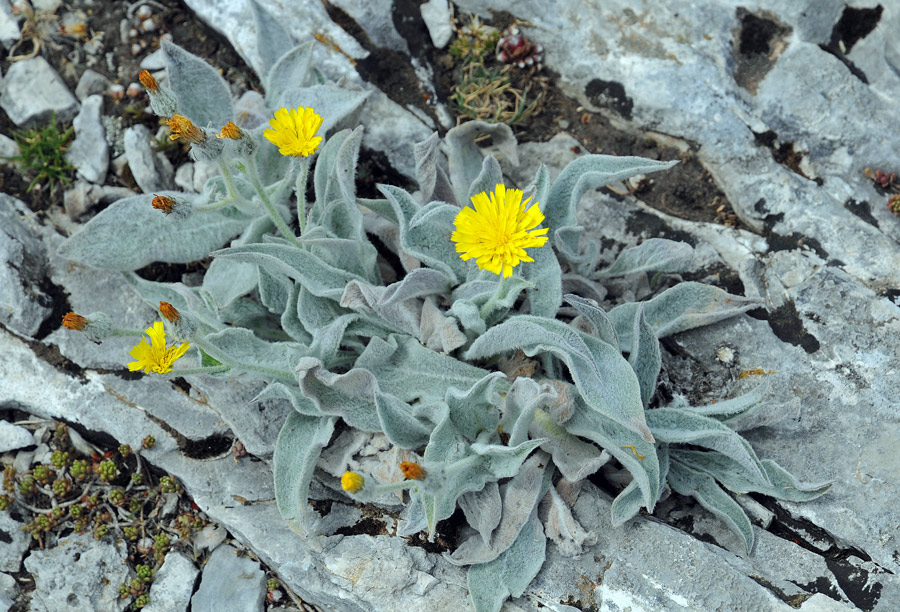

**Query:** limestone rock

left=0, top=56, right=78, bottom=127
left=123, top=124, right=172, bottom=192
left=0, top=513, right=30, bottom=572
left=74, top=69, right=111, bottom=101
left=143, top=552, right=199, bottom=612
left=191, top=544, right=265, bottom=612
left=0, top=420, right=33, bottom=453
left=0, top=195, right=51, bottom=337
left=66, top=94, right=108, bottom=183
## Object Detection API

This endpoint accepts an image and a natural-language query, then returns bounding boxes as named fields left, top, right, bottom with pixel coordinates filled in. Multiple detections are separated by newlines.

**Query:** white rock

left=66, top=94, right=108, bottom=183
left=0, top=133, right=18, bottom=163
left=192, top=524, right=227, bottom=552
left=143, top=552, right=199, bottom=612
left=0, top=572, right=16, bottom=612
left=191, top=544, right=265, bottom=612
left=0, top=195, right=51, bottom=337
left=0, top=0, right=20, bottom=50
left=75, top=69, right=111, bottom=101
left=139, top=48, right=166, bottom=71
left=24, top=535, right=130, bottom=612
left=0, top=513, right=29, bottom=572
left=0, top=56, right=78, bottom=127
left=191, top=159, right=218, bottom=193
left=31, top=0, right=61, bottom=11
left=420, top=0, right=452, bottom=48
left=123, top=124, right=171, bottom=192
left=0, top=420, right=33, bottom=453
left=174, top=162, right=195, bottom=192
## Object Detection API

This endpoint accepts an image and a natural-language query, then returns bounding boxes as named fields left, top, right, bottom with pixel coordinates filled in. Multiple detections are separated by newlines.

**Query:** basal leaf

left=597, top=238, right=695, bottom=278
left=162, top=39, right=233, bottom=128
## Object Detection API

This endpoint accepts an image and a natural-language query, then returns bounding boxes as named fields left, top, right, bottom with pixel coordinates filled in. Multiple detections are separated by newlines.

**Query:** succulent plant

left=56, top=14, right=829, bottom=612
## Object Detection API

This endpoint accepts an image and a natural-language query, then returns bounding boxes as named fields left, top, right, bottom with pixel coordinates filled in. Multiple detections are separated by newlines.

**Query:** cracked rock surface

left=3, top=0, right=900, bottom=611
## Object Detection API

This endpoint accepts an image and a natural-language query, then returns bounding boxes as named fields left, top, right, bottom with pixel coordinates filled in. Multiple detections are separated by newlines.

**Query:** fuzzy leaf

left=162, top=39, right=233, bottom=128
left=458, top=482, right=502, bottom=546
left=445, top=372, right=505, bottom=441
left=201, top=257, right=258, bottom=309
left=278, top=282, right=311, bottom=343
left=676, top=379, right=772, bottom=417
left=340, top=280, right=419, bottom=336
left=530, top=408, right=610, bottom=482
left=464, top=315, right=652, bottom=442
left=297, top=286, right=348, bottom=335
left=608, top=282, right=761, bottom=347
left=58, top=194, right=246, bottom=270
left=300, top=231, right=378, bottom=283
left=501, top=378, right=555, bottom=448
left=273, top=413, right=335, bottom=534
left=668, top=459, right=755, bottom=553
left=543, top=483, right=597, bottom=557
left=307, top=313, right=358, bottom=365
left=420, top=297, right=467, bottom=353
left=313, top=128, right=351, bottom=211
left=266, top=42, right=315, bottom=107
left=213, top=242, right=363, bottom=300
left=468, top=155, right=504, bottom=201
left=554, top=226, right=600, bottom=272
left=375, top=391, right=433, bottom=449
left=520, top=236, right=562, bottom=319
left=628, top=305, right=662, bottom=408
left=611, top=443, right=669, bottom=526
left=447, top=452, right=547, bottom=565
left=564, top=294, right=620, bottom=350
left=597, top=238, right=695, bottom=278
left=357, top=335, right=490, bottom=403
left=565, top=397, right=660, bottom=510
left=123, top=274, right=220, bottom=329
left=379, top=185, right=467, bottom=282
left=311, top=127, right=367, bottom=244
left=671, top=450, right=831, bottom=502
left=467, top=512, right=545, bottom=612
left=445, top=121, right=517, bottom=206
left=414, top=132, right=456, bottom=205
left=252, top=0, right=294, bottom=79
left=647, top=408, right=771, bottom=486
left=200, top=328, right=302, bottom=381
left=544, top=155, right=677, bottom=232
left=295, top=358, right=381, bottom=431
left=254, top=381, right=324, bottom=418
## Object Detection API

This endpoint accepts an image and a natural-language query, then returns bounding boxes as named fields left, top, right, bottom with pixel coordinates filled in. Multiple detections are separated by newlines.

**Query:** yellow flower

left=451, top=183, right=549, bottom=277
left=263, top=106, right=323, bottom=157
left=340, top=471, right=365, bottom=493
left=127, top=322, right=189, bottom=374
left=166, top=114, right=206, bottom=144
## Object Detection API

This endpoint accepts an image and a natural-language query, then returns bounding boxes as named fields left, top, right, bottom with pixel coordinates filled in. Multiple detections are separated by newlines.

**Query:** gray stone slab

left=0, top=56, right=78, bottom=127
left=23, top=535, right=129, bottom=612
left=0, top=194, right=51, bottom=338
left=0, top=513, right=29, bottom=573
left=191, top=544, right=265, bottom=612
left=74, top=69, right=111, bottom=102
left=143, top=551, right=199, bottom=612
left=66, top=94, right=108, bottom=184
left=124, top=124, right=172, bottom=193
left=0, top=0, right=20, bottom=50
left=0, top=420, right=33, bottom=453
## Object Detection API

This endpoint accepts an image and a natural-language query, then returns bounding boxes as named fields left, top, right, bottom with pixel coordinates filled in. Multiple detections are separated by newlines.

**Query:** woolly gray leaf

left=530, top=408, right=610, bottom=482
left=611, top=443, right=669, bottom=526
left=308, top=314, right=358, bottom=365
left=254, top=381, right=323, bottom=418
left=420, top=297, right=467, bottom=353
left=597, top=238, right=695, bottom=278
left=608, top=282, right=761, bottom=347
left=201, top=257, right=258, bottom=310
left=564, top=294, right=620, bottom=350
left=266, top=42, right=315, bottom=106
left=269, top=84, right=368, bottom=136
left=414, top=131, right=457, bottom=205
left=501, top=377, right=555, bottom=448
left=273, top=413, right=335, bottom=534
left=466, top=512, right=545, bottom=612
left=201, top=328, right=303, bottom=381
left=668, top=459, right=755, bottom=554
left=58, top=193, right=246, bottom=271
left=375, top=391, right=433, bottom=449
left=544, top=155, right=677, bottom=233
left=671, top=449, right=831, bottom=502
left=543, top=483, right=597, bottom=557
left=565, top=396, right=660, bottom=510
left=295, top=358, right=382, bottom=431
left=464, top=316, right=652, bottom=442
left=447, top=452, right=547, bottom=566
left=162, top=39, right=233, bottom=128
left=458, top=482, right=502, bottom=547
left=340, top=280, right=420, bottom=337
left=468, top=155, right=504, bottom=201
left=445, top=372, right=505, bottom=441
left=445, top=121, right=517, bottom=206
left=628, top=305, right=662, bottom=408
left=647, top=408, right=771, bottom=486
left=252, top=0, right=294, bottom=79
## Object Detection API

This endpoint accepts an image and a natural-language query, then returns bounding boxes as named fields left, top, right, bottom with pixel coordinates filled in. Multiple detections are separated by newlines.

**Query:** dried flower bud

left=400, top=461, right=426, bottom=480
left=62, top=312, right=112, bottom=343
left=166, top=115, right=206, bottom=144
left=217, top=120, right=257, bottom=157
left=62, top=312, right=88, bottom=331
left=138, top=70, right=158, bottom=93
left=158, top=302, right=180, bottom=323
left=341, top=471, right=365, bottom=493
left=152, top=194, right=192, bottom=219
left=217, top=121, right=243, bottom=140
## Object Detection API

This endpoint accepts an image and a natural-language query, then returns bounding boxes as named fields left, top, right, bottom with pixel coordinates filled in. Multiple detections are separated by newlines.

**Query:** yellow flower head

left=340, top=471, right=365, bottom=493
left=127, top=321, right=189, bottom=374
left=263, top=106, right=323, bottom=157
left=138, top=70, right=159, bottom=93
left=450, top=183, right=549, bottom=277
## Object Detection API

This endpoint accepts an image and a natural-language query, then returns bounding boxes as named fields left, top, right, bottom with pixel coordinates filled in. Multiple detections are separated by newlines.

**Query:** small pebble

left=136, top=5, right=153, bottom=19
left=107, top=83, right=125, bottom=100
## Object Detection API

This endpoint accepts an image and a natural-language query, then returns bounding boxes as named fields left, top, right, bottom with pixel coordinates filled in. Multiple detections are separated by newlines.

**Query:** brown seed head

left=400, top=461, right=427, bottom=480
left=217, top=121, right=243, bottom=140
left=138, top=70, right=159, bottom=93
left=151, top=194, right=175, bottom=214
left=159, top=302, right=180, bottom=323
left=62, top=312, right=88, bottom=331
left=166, top=114, right=206, bottom=144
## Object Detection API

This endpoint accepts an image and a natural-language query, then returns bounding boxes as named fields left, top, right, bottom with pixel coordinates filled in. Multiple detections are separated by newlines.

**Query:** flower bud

left=158, top=301, right=196, bottom=342
left=139, top=70, right=177, bottom=117
left=61, top=312, right=112, bottom=343
left=217, top=120, right=257, bottom=157
left=341, top=471, right=365, bottom=493
left=400, top=461, right=427, bottom=480
left=166, top=114, right=205, bottom=144
left=152, top=194, right=192, bottom=219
